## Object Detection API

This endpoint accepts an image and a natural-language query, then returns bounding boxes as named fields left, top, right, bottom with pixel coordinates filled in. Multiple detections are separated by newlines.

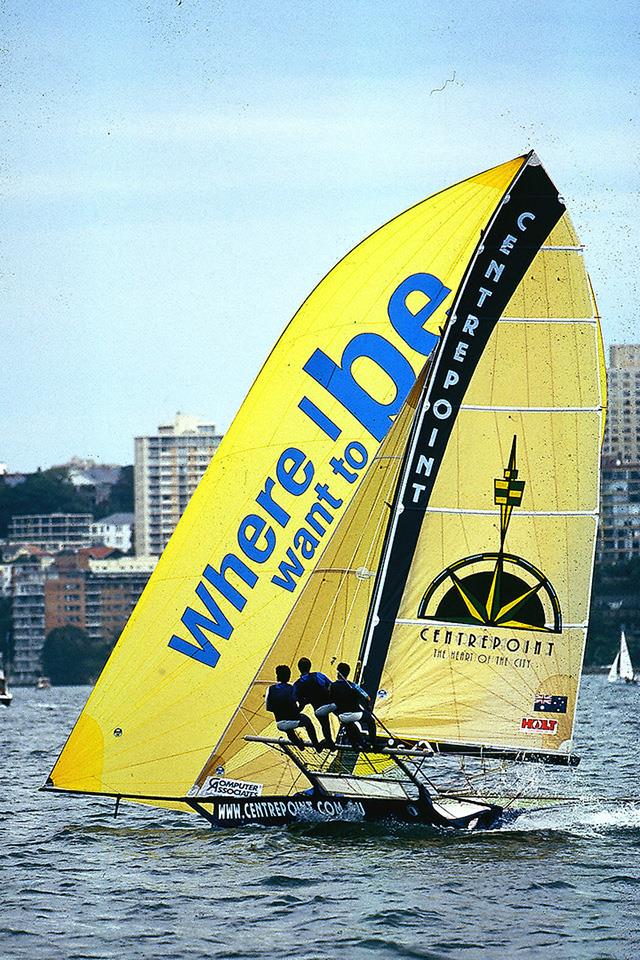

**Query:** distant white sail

left=619, top=631, right=635, bottom=681
left=608, top=652, right=620, bottom=683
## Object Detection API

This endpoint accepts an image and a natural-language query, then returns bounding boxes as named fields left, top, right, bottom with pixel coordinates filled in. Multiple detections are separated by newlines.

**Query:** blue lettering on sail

left=388, top=273, right=449, bottom=354
left=168, top=582, right=232, bottom=667
left=303, top=333, right=415, bottom=442
left=168, top=271, right=450, bottom=667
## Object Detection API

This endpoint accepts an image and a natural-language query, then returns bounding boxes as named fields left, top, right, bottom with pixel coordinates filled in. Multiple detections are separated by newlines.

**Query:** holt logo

left=521, top=717, right=558, bottom=734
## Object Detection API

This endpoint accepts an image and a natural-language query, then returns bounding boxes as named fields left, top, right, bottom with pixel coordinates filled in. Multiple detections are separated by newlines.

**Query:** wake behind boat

left=43, top=152, right=607, bottom=830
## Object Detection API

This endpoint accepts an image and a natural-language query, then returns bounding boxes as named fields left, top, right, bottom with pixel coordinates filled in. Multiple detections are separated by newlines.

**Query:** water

left=2, top=676, right=639, bottom=960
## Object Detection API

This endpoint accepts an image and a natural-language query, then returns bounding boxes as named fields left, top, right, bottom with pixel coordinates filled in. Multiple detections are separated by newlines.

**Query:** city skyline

left=5, top=1, right=639, bottom=472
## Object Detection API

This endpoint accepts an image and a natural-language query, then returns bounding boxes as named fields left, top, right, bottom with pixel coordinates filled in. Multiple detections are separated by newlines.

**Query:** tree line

left=0, top=465, right=133, bottom=538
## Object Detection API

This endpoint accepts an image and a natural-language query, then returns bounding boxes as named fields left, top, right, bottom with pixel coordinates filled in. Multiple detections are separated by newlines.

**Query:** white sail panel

left=619, top=631, right=634, bottom=681
left=608, top=652, right=621, bottom=683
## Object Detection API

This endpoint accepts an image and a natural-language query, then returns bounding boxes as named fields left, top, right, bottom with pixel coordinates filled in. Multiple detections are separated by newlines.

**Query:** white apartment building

left=90, top=513, right=134, bottom=553
left=134, top=413, right=222, bottom=556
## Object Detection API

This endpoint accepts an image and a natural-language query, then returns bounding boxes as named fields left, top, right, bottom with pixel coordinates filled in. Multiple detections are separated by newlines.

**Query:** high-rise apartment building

left=11, top=555, right=54, bottom=684
left=603, top=344, right=640, bottom=462
left=134, top=413, right=222, bottom=556
left=599, top=345, right=640, bottom=563
left=598, top=458, right=640, bottom=563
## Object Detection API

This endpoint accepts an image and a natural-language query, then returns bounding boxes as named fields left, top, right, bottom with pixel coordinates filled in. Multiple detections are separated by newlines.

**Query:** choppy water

left=2, top=676, right=640, bottom=960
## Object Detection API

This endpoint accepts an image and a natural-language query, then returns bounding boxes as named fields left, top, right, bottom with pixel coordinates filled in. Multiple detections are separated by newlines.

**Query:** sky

left=3, top=0, right=639, bottom=472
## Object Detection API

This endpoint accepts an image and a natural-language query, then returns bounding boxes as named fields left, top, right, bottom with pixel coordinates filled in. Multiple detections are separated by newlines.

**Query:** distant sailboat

left=608, top=630, right=636, bottom=684
left=0, top=667, right=12, bottom=707
left=44, top=152, right=606, bottom=829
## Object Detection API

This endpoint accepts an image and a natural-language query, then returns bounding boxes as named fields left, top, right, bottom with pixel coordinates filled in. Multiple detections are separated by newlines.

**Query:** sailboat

left=0, top=667, right=12, bottom=707
left=608, top=629, right=636, bottom=684
left=43, top=152, right=605, bottom=830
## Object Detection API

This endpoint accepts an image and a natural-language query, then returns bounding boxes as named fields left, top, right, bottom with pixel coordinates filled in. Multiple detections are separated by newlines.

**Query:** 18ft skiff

left=44, top=152, right=606, bottom=829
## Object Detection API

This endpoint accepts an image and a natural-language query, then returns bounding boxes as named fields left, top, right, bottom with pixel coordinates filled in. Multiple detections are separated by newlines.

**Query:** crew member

left=294, top=657, right=336, bottom=749
left=330, top=662, right=377, bottom=748
left=265, top=664, right=322, bottom=750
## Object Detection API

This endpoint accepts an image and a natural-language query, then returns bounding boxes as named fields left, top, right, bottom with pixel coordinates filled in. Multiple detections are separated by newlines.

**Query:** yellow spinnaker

left=50, top=157, right=525, bottom=801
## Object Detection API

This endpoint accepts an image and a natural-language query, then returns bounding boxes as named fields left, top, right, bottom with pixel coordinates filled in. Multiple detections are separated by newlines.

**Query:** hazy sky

left=3, top=0, right=639, bottom=472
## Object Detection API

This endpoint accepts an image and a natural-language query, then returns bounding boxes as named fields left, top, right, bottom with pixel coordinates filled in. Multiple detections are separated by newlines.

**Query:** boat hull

left=190, top=793, right=503, bottom=830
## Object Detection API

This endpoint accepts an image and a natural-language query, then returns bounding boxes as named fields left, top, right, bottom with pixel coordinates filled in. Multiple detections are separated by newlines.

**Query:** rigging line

left=297, top=429, right=409, bottom=658
left=198, top=465, right=386, bottom=766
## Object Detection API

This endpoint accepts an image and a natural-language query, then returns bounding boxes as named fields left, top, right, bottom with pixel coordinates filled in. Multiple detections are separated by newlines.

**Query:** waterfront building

left=59, top=458, right=126, bottom=507
left=597, top=458, right=640, bottom=563
left=603, top=344, right=640, bottom=463
left=598, top=345, right=640, bottom=564
left=84, top=556, right=156, bottom=644
left=44, top=552, right=89, bottom=635
left=10, top=551, right=156, bottom=685
left=11, top=554, right=54, bottom=685
left=0, top=563, right=12, bottom=597
left=134, top=413, right=222, bottom=556
left=8, top=513, right=93, bottom=552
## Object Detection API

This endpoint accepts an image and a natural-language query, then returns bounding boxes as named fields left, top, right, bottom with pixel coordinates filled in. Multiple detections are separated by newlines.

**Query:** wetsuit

left=265, top=681, right=320, bottom=748
left=294, top=671, right=335, bottom=746
left=329, top=677, right=377, bottom=747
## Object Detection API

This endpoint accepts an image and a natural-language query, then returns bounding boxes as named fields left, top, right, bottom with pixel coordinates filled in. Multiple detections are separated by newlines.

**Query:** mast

left=357, top=153, right=566, bottom=697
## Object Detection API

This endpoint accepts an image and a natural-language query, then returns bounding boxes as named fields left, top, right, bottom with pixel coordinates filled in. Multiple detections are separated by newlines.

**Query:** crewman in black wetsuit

left=329, top=662, right=377, bottom=749
left=265, top=664, right=322, bottom=750
left=293, top=657, right=336, bottom=749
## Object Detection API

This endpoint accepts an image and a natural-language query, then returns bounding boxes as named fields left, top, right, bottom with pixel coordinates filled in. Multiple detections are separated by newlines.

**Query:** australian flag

left=534, top=694, right=568, bottom=714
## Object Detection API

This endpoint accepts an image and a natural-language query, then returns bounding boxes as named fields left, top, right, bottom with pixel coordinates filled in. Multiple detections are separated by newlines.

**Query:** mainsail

left=49, top=156, right=529, bottom=804
left=364, top=206, right=605, bottom=757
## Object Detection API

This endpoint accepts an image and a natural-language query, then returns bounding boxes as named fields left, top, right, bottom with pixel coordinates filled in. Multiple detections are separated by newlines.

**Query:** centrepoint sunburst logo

left=418, top=437, right=562, bottom=633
